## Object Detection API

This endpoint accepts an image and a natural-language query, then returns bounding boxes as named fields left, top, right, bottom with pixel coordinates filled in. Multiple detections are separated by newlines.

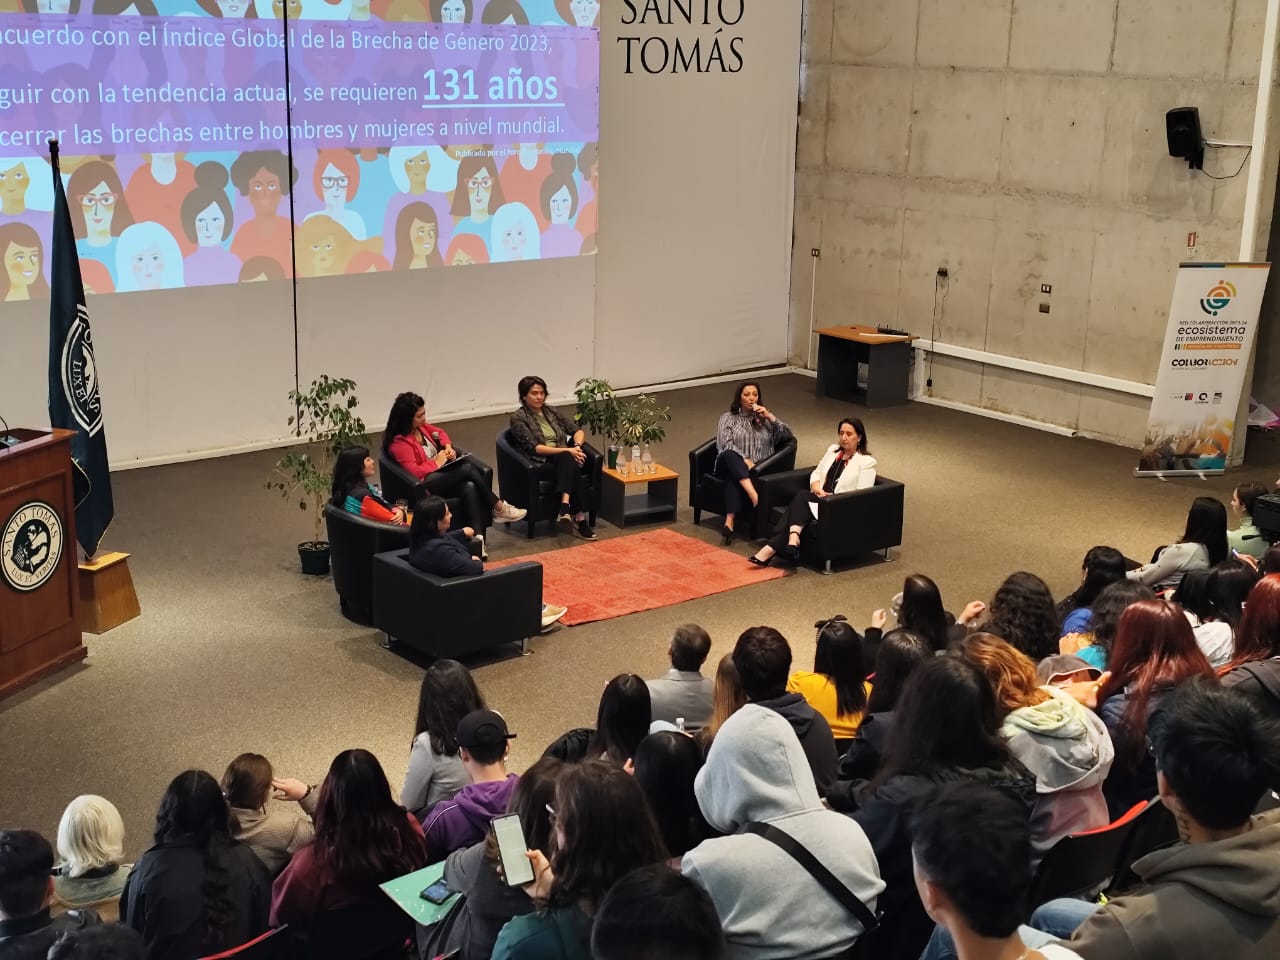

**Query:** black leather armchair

left=377, top=449, right=487, bottom=531
left=495, top=429, right=602, bottom=538
left=755, top=470, right=905, bottom=574
left=325, top=503, right=411, bottom=624
left=372, top=549, right=544, bottom=658
left=688, top=436, right=798, bottom=539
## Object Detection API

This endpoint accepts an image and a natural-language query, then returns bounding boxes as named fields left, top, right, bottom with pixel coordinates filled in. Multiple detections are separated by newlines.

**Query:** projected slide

left=0, top=0, right=599, bottom=299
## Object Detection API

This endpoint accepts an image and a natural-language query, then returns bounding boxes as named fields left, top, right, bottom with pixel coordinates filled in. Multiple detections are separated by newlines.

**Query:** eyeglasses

left=321, top=175, right=349, bottom=189
left=77, top=194, right=115, bottom=210
left=468, top=177, right=492, bottom=190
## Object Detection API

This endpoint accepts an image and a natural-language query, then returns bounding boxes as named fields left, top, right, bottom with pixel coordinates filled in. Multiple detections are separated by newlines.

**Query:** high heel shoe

left=747, top=554, right=771, bottom=567
left=720, top=524, right=734, bottom=545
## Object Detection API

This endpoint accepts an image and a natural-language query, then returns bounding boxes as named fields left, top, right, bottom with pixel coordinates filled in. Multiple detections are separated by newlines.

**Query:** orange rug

left=489, top=528, right=787, bottom=626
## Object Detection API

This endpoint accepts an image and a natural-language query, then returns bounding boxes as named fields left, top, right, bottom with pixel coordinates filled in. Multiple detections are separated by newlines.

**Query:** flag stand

left=77, top=551, right=140, bottom=634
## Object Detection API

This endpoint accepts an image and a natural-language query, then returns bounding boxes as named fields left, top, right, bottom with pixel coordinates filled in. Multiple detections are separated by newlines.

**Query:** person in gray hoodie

left=681, top=703, right=884, bottom=960
left=957, top=635, right=1114, bottom=864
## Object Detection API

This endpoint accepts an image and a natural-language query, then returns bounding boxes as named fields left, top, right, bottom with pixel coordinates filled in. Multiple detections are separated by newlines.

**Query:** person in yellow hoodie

left=787, top=616, right=872, bottom=754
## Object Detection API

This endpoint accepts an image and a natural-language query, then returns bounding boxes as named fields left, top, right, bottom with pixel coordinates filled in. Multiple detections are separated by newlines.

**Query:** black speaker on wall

left=1166, top=107, right=1204, bottom=169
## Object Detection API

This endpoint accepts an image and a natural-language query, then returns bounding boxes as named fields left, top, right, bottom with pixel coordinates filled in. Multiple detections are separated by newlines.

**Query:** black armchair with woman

left=711, top=380, right=795, bottom=543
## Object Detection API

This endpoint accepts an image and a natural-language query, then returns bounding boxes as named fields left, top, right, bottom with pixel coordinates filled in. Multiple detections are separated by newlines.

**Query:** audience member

left=956, top=634, right=1114, bottom=862
left=645, top=625, right=715, bottom=731
left=1220, top=573, right=1280, bottom=721
left=120, top=771, right=271, bottom=960
left=631, top=732, right=709, bottom=861
left=219, top=754, right=315, bottom=876
left=492, top=760, right=668, bottom=960
left=1128, top=496, right=1228, bottom=590
left=866, top=574, right=960, bottom=662
left=425, top=710, right=521, bottom=861
left=0, top=830, right=100, bottom=960
left=697, top=654, right=747, bottom=749
left=1263, top=542, right=1280, bottom=574
left=52, top=796, right=132, bottom=921
left=848, top=657, right=1035, bottom=960
left=1057, top=681, right=1280, bottom=958
left=591, top=864, right=727, bottom=960
left=982, top=571, right=1060, bottom=661
left=914, top=783, right=1084, bottom=960
left=421, top=758, right=561, bottom=960
left=46, top=925, right=144, bottom=960
left=1059, top=579, right=1150, bottom=669
left=541, top=728, right=594, bottom=764
left=270, top=750, right=425, bottom=931
left=1173, top=559, right=1258, bottom=667
left=1056, top=546, right=1127, bottom=637
left=330, top=445, right=406, bottom=524
left=786, top=616, right=870, bottom=752
left=1228, top=481, right=1270, bottom=561
left=733, top=627, right=838, bottom=794
left=682, top=704, right=884, bottom=959
left=587, top=675, right=651, bottom=766
left=403, top=659, right=484, bottom=819
left=1096, top=599, right=1216, bottom=817
left=829, top=629, right=934, bottom=801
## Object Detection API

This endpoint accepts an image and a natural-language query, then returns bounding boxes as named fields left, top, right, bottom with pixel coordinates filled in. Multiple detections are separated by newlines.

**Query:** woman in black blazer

left=508, top=375, right=599, bottom=540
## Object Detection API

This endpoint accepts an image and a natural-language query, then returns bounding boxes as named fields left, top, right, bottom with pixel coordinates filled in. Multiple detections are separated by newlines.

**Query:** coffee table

left=600, top=462, right=679, bottom=528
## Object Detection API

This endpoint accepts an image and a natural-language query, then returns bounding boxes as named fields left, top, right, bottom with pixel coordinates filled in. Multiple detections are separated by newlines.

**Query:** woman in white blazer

left=749, top=418, right=876, bottom=566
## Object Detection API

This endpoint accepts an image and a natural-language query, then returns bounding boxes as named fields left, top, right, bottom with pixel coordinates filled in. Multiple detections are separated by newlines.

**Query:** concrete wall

left=793, top=0, right=1280, bottom=446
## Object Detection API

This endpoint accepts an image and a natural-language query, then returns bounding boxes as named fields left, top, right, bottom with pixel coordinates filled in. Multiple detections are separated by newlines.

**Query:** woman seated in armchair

left=509, top=375, right=599, bottom=541
left=715, top=380, right=794, bottom=543
left=408, top=496, right=568, bottom=630
left=331, top=446, right=407, bottom=524
left=383, top=391, right=527, bottom=533
left=749, top=418, right=875, bottom=567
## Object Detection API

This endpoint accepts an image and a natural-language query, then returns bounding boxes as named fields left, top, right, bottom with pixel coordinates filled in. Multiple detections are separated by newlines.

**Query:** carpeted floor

left=491, top=528, right=787, bottom=625
left=4, top=373, right=1280, bottom=856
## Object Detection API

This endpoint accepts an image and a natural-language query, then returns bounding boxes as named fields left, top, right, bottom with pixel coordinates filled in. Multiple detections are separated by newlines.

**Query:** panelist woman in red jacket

left=383, top=391, right=526, bottom=534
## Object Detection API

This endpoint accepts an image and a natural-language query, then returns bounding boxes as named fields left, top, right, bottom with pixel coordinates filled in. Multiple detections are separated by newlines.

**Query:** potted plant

left=266, top=375, right=368, bottom=575
left=617, top=394, right=672, bottom=471
left=573, top=377, right=625, bottom=468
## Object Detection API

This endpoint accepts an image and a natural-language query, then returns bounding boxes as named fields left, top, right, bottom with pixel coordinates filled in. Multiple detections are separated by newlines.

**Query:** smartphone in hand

left=492, top=813, right=535, bottom=887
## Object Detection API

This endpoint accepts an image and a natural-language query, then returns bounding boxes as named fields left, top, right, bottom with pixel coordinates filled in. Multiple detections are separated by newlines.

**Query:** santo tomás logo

left=1, top=501, right=63, bottom=592
left=61, top=304, right=103, bottom=436
left=1200, top=280, right=1237, bottom=316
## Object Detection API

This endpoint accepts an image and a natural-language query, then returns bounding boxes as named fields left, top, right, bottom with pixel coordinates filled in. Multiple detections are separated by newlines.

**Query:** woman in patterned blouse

left=714, top=381, right=793, bottom=543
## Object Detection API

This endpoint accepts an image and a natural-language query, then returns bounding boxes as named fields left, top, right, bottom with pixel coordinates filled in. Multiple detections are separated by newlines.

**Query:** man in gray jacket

left=681, top=704, right=884, bottom=959
left=646, top=624, right=715, bottom=731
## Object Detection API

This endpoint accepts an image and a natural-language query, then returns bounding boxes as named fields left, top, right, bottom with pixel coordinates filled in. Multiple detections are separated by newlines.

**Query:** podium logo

left=61, top=305, right=103, bottom=437
left=1200, top=281, right=1237, bottom=316
left=1, top=501, right=63, bottom=593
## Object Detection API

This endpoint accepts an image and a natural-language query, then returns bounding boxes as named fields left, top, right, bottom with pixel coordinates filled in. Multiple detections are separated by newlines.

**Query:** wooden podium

left=0, top=428, right=86, bottom=698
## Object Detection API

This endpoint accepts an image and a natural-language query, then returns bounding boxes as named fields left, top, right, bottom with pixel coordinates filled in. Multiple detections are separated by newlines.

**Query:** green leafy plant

left=266, top=375, right=368, bottom=545
left=618, top=394, right=672, bottom=447
left=573, top=377, right=624, bottom=445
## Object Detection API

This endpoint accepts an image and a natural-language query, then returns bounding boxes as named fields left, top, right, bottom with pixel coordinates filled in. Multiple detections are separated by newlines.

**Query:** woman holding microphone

left=714, top=380, right=794, bottom=543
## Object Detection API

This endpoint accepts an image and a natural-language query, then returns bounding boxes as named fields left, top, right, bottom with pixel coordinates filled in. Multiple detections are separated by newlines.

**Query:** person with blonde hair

left=53, top=796, right=132, bottom=921
left=697, top=653, right=747, bottom=749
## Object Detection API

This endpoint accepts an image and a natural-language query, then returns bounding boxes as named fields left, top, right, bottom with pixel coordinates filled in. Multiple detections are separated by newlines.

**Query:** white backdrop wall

left=1, top=4, right=801, bottom=466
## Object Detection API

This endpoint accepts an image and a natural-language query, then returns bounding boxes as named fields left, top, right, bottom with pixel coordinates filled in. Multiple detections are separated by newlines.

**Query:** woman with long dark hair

left=402, top=659, right=486, bottom=819
left=786, top=616, right=870, bottom=751
left=849, top=657, right=1035, bottom=960
left=1060, top=579, right=1151, bottom=670
left=120, top=770, right=271, bottom=959
left=1057, top=546, right=1127, bottom=636
left=587, top=674, right=651, bottom=765
left=383, top=391, right=525, bottom=534
left=865, top=574, right=961, bottom=663
left=749, top=418, right=873, bottom=565
left=631, top=732, right=709, bottom=860
left=1220, top=574, right=1280, bottom=721
left=270, top=750, right=426, bottom=931
left=1096, top=599, right=1215, bottom=816
left=492, top=760, right=667, bottom=960
left=983, top=571, right=1059, bottom=661
left=713, top=380, right=794, bottom=543
left=330, top=445, right=407, bottom=524
left=1172, top=558, right=1259, bottom=667
left=421, top=758, right=562, bottom=960
left=1129, top=496, right=1229, bottom=590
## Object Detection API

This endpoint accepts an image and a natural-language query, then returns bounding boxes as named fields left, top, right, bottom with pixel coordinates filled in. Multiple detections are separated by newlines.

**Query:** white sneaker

left=475, top=534, right=488, bottom=561
left=541, top=603, right=568, bottom=630
left=493, top=501, right=528, bottom=522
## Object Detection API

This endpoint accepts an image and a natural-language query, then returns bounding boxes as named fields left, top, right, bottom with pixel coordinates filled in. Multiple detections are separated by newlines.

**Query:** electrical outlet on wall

left=811, top=248, right=821, bottom=258
left=1040, top=283, right=1052, bottom=295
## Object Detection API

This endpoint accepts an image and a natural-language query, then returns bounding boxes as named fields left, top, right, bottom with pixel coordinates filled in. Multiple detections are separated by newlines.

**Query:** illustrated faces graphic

left=216, top=0, right=250, bottom=13
left=469, top=166, right=493, bottom=216
left=322, top=163, right=348, bottom=208
left=499, top=218, right=526, bottom=259
left=549, top=185, right=572, bottom=224
left=271, top=0, right=301, bottom=17
left=311, top=233, right=337, bottom=273
left=404, top=151, right=430, bottom=192
left=131, top=245, right=165, bottom=290
left=249, top=167, right=281, bottom=216
left=410, top=217, right=436, bottom=258
left=441, top=0, right=464, bottom=21
left=0, top=162, right=28, bottom=209
left=4, top=240, right=39, bottom=293
left=81, top=181, right=115, bottom=240
left=195, top=202, right=225, bottom=246
left=570, top=0, right=598, bottom=25
left=38, top=0, right=75, bottom=11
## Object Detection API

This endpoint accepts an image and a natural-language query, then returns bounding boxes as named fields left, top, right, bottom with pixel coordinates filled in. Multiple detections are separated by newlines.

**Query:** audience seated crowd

left=10, top=489, right=1280, bottom=960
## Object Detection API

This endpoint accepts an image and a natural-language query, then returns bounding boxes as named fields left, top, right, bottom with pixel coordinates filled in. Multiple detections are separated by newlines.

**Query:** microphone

left=431, top=429, right=441, bottom=448
left=0, top=412, right=19, bottom=448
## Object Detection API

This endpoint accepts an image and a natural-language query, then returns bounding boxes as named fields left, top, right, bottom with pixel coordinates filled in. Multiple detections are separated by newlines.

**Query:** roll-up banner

left=1137, top=262, right=1271, bottom=477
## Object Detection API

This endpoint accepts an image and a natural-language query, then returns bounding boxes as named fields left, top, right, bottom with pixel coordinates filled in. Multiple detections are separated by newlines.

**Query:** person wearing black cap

left=424, top=711, right=520, bottom=863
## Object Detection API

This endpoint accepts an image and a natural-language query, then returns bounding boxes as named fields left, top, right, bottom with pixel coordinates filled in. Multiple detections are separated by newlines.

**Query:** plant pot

left=298, top=540, right=331, bottom=575
left=607, top=446, right=620, bottom=469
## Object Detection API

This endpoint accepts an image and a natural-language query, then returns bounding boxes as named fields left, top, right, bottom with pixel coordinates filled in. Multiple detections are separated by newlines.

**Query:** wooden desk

left=600, top=463, right=679, bottom=528
left=814, top=325, right=916, bottom=408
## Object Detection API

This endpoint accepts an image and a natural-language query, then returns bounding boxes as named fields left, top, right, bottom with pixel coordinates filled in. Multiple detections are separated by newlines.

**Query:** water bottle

left=641, top=443, right=653, bottom=474
left=631, top=444, right=641, bottom=472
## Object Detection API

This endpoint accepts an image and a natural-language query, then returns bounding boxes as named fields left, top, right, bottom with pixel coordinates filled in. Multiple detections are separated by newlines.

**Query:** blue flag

left=47, top=140, right=113, bottom=557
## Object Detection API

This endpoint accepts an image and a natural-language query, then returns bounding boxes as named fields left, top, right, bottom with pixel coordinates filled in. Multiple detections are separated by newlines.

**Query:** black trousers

left=714, top=450, right=753, bottom=516
left=766, top=490, right=819, bottom=551
left=551, top=448, right=599, bottom=514
left=420, top=460, right=497, bottom=531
